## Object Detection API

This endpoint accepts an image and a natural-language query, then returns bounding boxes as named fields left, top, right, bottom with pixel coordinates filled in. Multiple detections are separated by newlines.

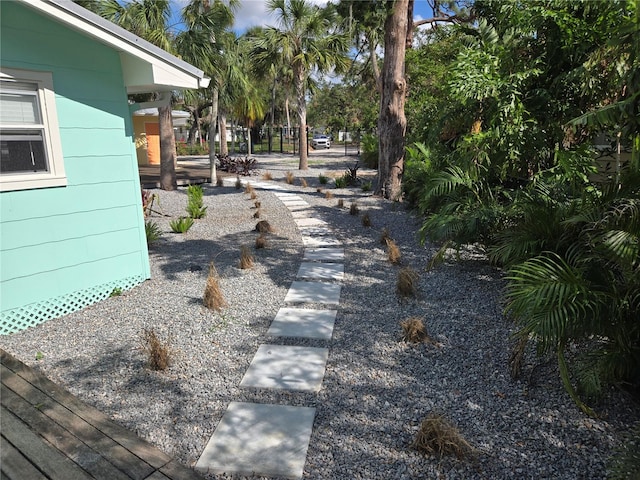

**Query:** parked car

left=311, top=134, right=331, bottom=149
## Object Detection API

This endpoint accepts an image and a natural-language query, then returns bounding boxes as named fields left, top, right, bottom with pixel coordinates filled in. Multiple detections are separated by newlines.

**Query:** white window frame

left=0, top=68, right=66, bottom=192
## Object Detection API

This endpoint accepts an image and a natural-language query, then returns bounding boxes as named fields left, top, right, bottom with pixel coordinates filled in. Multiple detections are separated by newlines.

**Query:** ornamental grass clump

left=145, top=220, right=162, bottom=245
left=285, top=171, right=295, bottom=184
left=397, top=267, right=418, bottom=298
left=142, top=328, right=171, bottom=371
left=325, top=191, right=334, bottom=199
left=239, top=245, right=254, bottom=269
left=386, top=238, right=402, bottom=264
left=253, top=209, right=261, bottom=219
left=362, top=212, right=372, bottom=227
left=300, top=178, right=308, bottom=188
left=216, top=176, right=224, bottom=187
left=244, top=183, right=254, bottom=194
left=401, top=317, right=430, bottom=343
left=413, top=413, right=473, bottom=460
left=255, top=234, right=267, bottom=249
left=350, top=202, right=360, bottom=215
left=203, top=262, right=227, bottom=311
left=254, top=200, right=261, bottom=209
left=170, top=216, right=194, bottom=233
left=337, top=198, right=344, bottom=208
left=262, top=171, right=273, bottom=181
left=255, top=220, right=274, bottom=233
left=318, top=174, right=329, bottom=184
left=235, top=176, right=242, bottom=189
left=380, top=227, right=391, bottom=245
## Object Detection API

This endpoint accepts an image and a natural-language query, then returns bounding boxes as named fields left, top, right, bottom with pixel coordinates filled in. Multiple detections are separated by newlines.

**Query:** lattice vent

left=0, top=275, right=145, bottom=335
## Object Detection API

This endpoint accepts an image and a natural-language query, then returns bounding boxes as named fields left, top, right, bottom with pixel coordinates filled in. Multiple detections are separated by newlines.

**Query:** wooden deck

left=0, top=350, right=203, bottom=480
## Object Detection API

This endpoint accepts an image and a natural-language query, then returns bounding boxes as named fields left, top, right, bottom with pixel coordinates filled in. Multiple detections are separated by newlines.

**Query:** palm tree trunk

left=220, top=113, right=228, bottom=156
left=285, top=97, right=291, bottom=143
left=209, top=86, right=219, bottom=184
left=159, top=104, right=177, bottom=191
left=376, top=0, right=409, bottom=201
left=294, top=63, right=308, bottom=170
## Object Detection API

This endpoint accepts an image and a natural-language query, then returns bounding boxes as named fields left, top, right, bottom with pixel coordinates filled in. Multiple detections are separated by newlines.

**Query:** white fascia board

left=18, top=0, right=210, bottom=93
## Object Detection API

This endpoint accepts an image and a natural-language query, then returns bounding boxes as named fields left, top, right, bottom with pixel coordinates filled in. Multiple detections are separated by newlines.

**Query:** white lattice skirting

left=0, top=275, right=146, bottom=335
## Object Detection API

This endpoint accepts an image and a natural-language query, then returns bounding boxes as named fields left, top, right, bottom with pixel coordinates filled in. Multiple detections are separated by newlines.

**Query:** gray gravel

left=2, top=152, right=638, bottom=480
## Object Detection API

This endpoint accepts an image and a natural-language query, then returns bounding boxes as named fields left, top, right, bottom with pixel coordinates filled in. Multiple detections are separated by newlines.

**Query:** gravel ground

left=1, top=152, right=638, bottom=480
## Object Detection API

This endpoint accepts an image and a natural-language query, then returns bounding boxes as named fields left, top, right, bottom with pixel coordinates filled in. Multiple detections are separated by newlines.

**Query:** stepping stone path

left=196, top=178, right=344, bottom=479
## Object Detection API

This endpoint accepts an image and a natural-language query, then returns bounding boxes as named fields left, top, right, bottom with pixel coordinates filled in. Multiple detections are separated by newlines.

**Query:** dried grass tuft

left=253, top=209, right=261, bottom=219
left=255, top=220, right=273, bottom=233
left=255, top=234, right=267, bottom=249
left=380, top=227, right=391, bottom=245
left=386, top=238, right=402, bottom=264
left=203, top=262, right=227, bottom=311
left=413, top=413, right=473, bottom=460
left=244, top=183, right=254, bottom=194
left=141, top=328, right=171, bottom=371
left=397, top=266, right=418, bottom=298
left=285, top=171, right=295, bottom=184
left=325, top=191, right=334, bottom=199
left=216, top=177, right=224, bottom=187
left=235, top=177, right=242, bottom=189
left=350, top=202, right=360, bottom=215
left=317, top=187, right=323, bottom=193
left=262, top=171, right=273, bottom=181
left=337, top=199, right=344, bottom=208
left=300, top=178, right=308, bottom=188
left=361, top=212, right=372, bottom=227
left=239, top=245, right=254, bottom=269
left=400, top=317, right=430, bottom=343
left=250, top=191, right=258, bottom=200
left=254, top=200, right=261, bottom=209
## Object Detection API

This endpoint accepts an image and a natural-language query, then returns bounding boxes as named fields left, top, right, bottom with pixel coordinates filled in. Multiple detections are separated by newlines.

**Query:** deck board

left=0, top=350, right=203, bottom=480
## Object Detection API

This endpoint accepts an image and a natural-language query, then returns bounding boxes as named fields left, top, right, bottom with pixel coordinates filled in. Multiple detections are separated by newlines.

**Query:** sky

left=169, top=0, right=437, bottom=35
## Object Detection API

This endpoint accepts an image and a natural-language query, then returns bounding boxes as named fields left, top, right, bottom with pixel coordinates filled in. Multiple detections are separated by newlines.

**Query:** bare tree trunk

left=376, top=0, right=409, bottom=201
left=209, top=87, right=219, bottom=184
left=220, top=113, right=228, bottom=156
left=285, top=97, right=291, bottom=143
left=294, top=63, right=308, bottom=170
left=159, top=104, right=177, bottom=191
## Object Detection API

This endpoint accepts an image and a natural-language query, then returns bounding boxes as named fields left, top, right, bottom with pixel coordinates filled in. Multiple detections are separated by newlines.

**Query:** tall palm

left=252, top=0, right=349, bottom=169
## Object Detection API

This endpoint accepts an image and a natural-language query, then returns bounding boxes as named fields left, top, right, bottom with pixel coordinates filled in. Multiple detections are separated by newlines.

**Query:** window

left=0, top=68, right=66, bottom=191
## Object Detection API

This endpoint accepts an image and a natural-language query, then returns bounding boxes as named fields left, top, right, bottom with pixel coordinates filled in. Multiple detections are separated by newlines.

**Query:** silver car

left=311, top=134, right=331, bottom=149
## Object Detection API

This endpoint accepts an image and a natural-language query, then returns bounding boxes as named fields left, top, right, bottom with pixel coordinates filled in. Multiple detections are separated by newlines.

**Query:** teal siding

left=0, top=2, right=150, bottom=333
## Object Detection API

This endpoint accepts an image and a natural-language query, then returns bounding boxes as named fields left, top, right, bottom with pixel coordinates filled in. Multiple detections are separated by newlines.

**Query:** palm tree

left=252, top=0, right=349, bottom=170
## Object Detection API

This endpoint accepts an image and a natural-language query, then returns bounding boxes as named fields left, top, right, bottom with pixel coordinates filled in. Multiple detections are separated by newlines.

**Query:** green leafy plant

left=145, top=220, right=162, bottom=245
left=334, top=175, right=348, bottom=188
left=361, top=133, right=379, bottom=169
left=170, top=217, right=194, bottom=233
left=110, top=287, right=123, bottom=297
left=318, top=174, right=329, bottom=184
left=361, top=181, right=373, bottom=192
left=35, top=351, right=44, bottom=361
left=186, top=184, right=207, bottom=219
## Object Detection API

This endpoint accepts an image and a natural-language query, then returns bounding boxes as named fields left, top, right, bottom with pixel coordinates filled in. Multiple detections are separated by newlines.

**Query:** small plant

left=35, top=351, right=44, bottom=361
left=397, top=267, right=418, bottom=298
left=235, top=176, right=242, bottom=189
left=361, top=212, right=372, bottom=227
left=244, top=183, right=254, bottom=194
left=145, top=220, right=162, bottom=245
left=401, top=317, right=430, bottom=343
left=412, top=412, right=473, bottom=459
left=110, top=287, right=123, bottom=297
left=318, top=174, right=329, bottom=185
left=337, top=199, right=344, bottom=208
left=361, top=181, right=373, bottom=192
left=216, top=177, right=224, bottom=187
left=250, top=191, right=258, bottom=200
left=325, top=191, right=334, bottom=199
left=380, top=228, right=391, bottom=245
left=285, top=171, right=295, bottom=184
left=334, top=175, right=348, bottom=188
left=141, top=189, right=160, bottom=217
left=255, top=234, right=267, bottom=249
left=350, top=202, right=360, bottom=215
left=170, top=216, right=194, bottom=233
left=253, top=209, right=261, bottom=219
left=203, top=262, right=227, bottom=311
left=141, top=328, right=172, bottom=371
left=317, top=187, right=323, bottom=193
left=300, top=178, right=308, bottom=188
left=254, top=200, right=261, bottom=209
left=263, top=171, right=273, bottom=181
left=239, top=245, right=254, bottom=269
left=255, top=220, right=273, bottom=233
left=386, top=238, right=401, bottom=264
left=186, top=184, right=207, bottom=219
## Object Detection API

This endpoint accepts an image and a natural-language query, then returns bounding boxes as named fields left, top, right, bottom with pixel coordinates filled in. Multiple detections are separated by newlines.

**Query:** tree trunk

left=294, top=63, right=308, bottom=170
left=376, top=0, right=409, bottom=201
left=159, top=104, right=177, bottom=191
left=219, top=113, right=228, bottom=156
left=285, top=97, right=291, bottom=144
left=209, top=87, right=219, bottom=184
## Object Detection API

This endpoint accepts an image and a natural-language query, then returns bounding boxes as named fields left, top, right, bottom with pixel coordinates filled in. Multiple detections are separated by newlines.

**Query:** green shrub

left=186, top=184, right=207, bottom=219
left=361, top=181, right=373, bottom=192
left=334, top=175, right=348, bottom=188
left=176, top=142, right=209, bottom=156
left=361, top=134, right=378, bottom=169
left=318, top=174, right=329, bottom=185
left=145, top=220, right=162, bottom=245
left=170, top=216, right=194, bottom=233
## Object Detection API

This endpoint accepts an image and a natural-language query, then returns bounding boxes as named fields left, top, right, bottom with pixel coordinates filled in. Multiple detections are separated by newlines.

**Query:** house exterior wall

left=0, top=2, right=150, bottom=334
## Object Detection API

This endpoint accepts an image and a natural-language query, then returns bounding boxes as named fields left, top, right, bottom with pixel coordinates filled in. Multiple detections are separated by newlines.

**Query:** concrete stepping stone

left=280, top=195, right=305, bottom=202
left=267, top=307, right=337, bottom=340
left=294, top=217, right=327, bottom=227
left=291, top=210, right=312, bottom=219
left=286, top=203, right=311, bottom=211
left=297, top=262, right=344, bottom=280
left=303, top=248, right=344, bottom=262
left=283, top=201, right=310, bottom=208
left=302, top=236, right=342, bottom=247
left=272, top=191, right=298, bottom=197
left=296, top=226, right=334, bottom=236
left=284, top=281, right=341, bottom=305
left=195, top=401, right=315, bottom=479
left=240, top=344, right=329, bottom=392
